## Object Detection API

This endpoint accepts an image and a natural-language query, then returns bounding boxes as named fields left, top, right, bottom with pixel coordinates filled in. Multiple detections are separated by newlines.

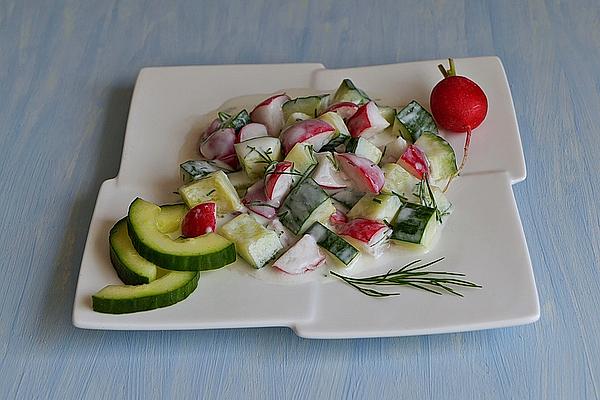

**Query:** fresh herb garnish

left=330, top=257, right=481, bottom=297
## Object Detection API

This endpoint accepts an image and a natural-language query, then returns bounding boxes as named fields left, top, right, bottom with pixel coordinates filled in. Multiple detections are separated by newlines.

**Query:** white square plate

left=73, top=57, right=539, bottom=338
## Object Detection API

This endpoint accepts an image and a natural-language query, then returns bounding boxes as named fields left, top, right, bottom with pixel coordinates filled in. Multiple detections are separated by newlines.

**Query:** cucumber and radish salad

left=92, top=59, right=486, bottom=313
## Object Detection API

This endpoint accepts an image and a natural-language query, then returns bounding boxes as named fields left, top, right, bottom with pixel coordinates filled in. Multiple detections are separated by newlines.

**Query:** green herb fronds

left=330, top=258, right=481, bottom=298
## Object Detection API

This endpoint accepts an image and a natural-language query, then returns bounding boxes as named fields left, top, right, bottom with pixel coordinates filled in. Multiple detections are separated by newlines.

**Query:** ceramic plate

left=72, top=57, right=539, bottom=338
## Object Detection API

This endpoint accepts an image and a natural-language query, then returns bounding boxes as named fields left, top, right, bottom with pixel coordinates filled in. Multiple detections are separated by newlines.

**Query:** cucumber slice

left=180, top=160, right=219, bottom=183
left=390, top=202, right=437, bottom=248
left=284, top=142, right=317, bottom=174
left=127, top=198, right=236, bottom=271
left=278, top=178, right=335, bottom=235
left=179, top=170, right=243, bottom=214
left=283, top=112, right=312, bottom=129
left=92, top=271, right=199, bottom=314
left=378, top=105, right=396, bottom=125
left=234, top=136, right=282, bottom=180
left=219, top=214, right=282, bottom=269
left=347, top=193, right=402, bottom=224
left=227, top=170, right=255, bottom=197
left=220, top=109, right=251, bottom=131
left=331, top=79, right=370, bottom=105
left=317, top=112, right=351, bottom=153
left=345, top=137, right=383, bottom=164
left=380, top=163, right=419, bottom=197
left=282, top=95, right=330, bottom=120
left=306, top=222, right=360, bottom=267
left=393, top=101, right=438, bottom=142
left=155, top=204, right=188, bottom=234
left=414, top=132, right=458, bottom=184
left=109, top=219, right=157, bottom=284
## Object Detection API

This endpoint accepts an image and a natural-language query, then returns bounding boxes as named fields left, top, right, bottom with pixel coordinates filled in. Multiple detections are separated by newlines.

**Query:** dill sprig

left=330, top=257, right=481, bottom=298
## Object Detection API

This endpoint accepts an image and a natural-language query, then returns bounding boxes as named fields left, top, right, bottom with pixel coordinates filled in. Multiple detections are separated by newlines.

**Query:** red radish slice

left=398, top=145, right=429, bottom=180
left=337, top=218, right=392, bottom=257
left=218, top=153, right=240, bottom=170
left=335, top=153, right=384, bottom=193
left=272, top=234, right=325, bottom=275
left=242, top=180, right=280, bottom=219
left=329, top=210, right=348, bottom=225
left=237, top=123, right=268, bottom=143
left=325, top=102, right=359, bottom=120
left=200, top=118, right=221, bottom=142
left=312, top=152, right=349, bottom=189
left=181, top=202, right=217, bottom=238
left=280, top=119, right=336, bottom=153
left=200, top=128, right=236, bottom=160
left=250, top=94, right=290, bottom=137
left=264, top=161, right=295, bottom=201
left=346, top=101, right=390, bottom=138
left=337, top=218, right=390, bottom=244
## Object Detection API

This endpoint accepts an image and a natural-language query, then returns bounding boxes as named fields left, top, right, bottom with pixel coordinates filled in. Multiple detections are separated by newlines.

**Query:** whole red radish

left=430, top=58, right=488, bottom=186
left=181, top=202, right=217, bottom=238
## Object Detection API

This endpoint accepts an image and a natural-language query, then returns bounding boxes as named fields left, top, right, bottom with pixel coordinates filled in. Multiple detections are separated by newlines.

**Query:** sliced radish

left=250, top=93, right=290, bottom=137
left=337, top=218, right=392, bottom=257
left=346, top=101, right=390, bottom=138
left=325, top=102, right=359, bottom=120
left=264, top=161, right=295, bottom=201
left=335, top=153, right=384, bottom=193
left=237, top=123, right=268, bottom=143
left=272, top=234, right=325, bottom=275
left=242, top=180, right=280, bottom=219
left=200, top=128, right=236, bottom=160
left=280, top=119, right=336, bottom=153
left=181, top=202, right=217, bottom=238
left=398, top=145, right=429, bottom=180
left=218, top=153, right=240, bottom=170
left=200, top=118, right=221, bottom=142
left=329, top=210, right=348, bottom=225
left=312, top=152, right=349, bottom=189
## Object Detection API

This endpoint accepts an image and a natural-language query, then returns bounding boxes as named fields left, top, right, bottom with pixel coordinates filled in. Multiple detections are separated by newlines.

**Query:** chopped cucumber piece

left=220, top=109, right=251, bottom=131
left=380, top=163, right=419, bottom=197
left=128, top=198, right=236, bottom=271
left=414, top=132, right=458, bottom=184
left=178, top=170, right=243, bottom=214
left=318, top=111, right=351, bottom=137
left=278, top=178, right=335, bottom=235
left=345, top=137, right=383, bottom=164
left=284, top=142, right=317, bottom=174
left=347, top=193, right=402, bottom=224
left=378, top=105, right=396, bottom=125
left=234, top=136, right=282, bottom=180
left=180, top=160, right=219, bottom=183
left=227, top=170, right=255, bottom=197
left=306, top=222, right=360, bottom=267
left=327, top=188, right=364, bottom=210
left=283, top=112, right=312, bottom=129
left=282, top=95, right=330, bottom=120
left=390, top=202, right=438, bottom=248
left=109, top=219, right=157, bottom=284
left=155, top=203, right=188, bottom=236
left=393, top=100, right=438, bottom=142
left=92, top=271, right=199, bottom=314
left=219, top=214, right=282, bottom=269
left=332, top=79, right=370, bottom=105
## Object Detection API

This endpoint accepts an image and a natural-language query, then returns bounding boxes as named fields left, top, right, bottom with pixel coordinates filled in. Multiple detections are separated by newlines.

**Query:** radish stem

left=443, top=126, right=471, bottom=193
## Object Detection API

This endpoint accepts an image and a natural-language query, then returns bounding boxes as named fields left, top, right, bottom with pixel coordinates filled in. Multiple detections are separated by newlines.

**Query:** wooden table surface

left=1, top=1, right=599, bottom=399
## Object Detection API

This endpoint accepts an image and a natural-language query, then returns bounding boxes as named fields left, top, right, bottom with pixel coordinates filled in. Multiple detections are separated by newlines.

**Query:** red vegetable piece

left=398, top=145, right=429, bottom=180
left=335, top=153, right=384, bottom=193
left=181, top=202, right=217, bottom=238
left=337, top=218, right=389, bottom=244
left=264, top=161, right=295, bottom=201
left=325, top=102, right=359, bottom=120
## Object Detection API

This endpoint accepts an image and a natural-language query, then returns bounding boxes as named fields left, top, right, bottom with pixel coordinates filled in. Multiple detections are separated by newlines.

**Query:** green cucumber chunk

left=306, top=222, right=359, bottom=267
left=92, top=271, right=199, bottom=314
left=278, top=178, right=335, bottom=235
left=127, top=198, right=236, bottom=271
left=219, top=214, right=282, bottom=269
left=179, top=160, right=219, bottom=183
left=393, top=100, right=438, bottom=142
left=347, top=193, right=402, bottom=224
left=414, top=132, right=458, bottom=184
left=391, top=202, right=437, bottom=247
left=109, top=219, right=157, bottom=285
left=282, top=95, right=330, bottom=120
left=345, top=137, right=383, bottom=164
left=331, top=79, right=371, bottom=105
left=220, top=109, right=251, bottom=131
left=178, top=170, right=243, bottom=214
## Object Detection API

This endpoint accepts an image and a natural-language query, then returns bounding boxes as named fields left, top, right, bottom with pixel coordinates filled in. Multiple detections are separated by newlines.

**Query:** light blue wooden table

left=1, top=1, right=599, bottom=398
